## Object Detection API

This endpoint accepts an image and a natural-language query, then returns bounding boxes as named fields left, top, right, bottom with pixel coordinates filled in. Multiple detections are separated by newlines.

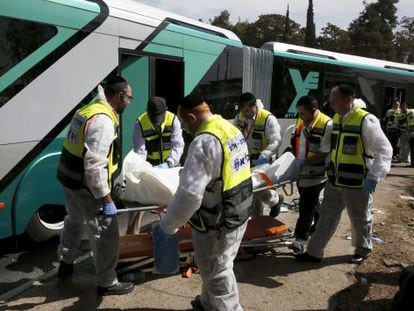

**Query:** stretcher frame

left=116, top=179, right=295, bottom=276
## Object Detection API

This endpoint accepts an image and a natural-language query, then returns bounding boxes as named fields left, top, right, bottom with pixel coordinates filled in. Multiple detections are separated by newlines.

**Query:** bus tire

left=26, top=205, right=66, bottom=242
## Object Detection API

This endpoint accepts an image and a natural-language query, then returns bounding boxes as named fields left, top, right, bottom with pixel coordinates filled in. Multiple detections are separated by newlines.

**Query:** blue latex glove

left=154, top=162, right=169, bottom=169
left=255, top=156, right=268, bottom=166
left=363, top=179, right=377, bottom=194
left=153, top=224, right=179, bottom=274
left=102, top=202, right=117, bottom=217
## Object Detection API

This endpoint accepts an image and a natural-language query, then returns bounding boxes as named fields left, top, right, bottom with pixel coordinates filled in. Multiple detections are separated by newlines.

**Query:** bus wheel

left=26, top=205, right=66, bottom=242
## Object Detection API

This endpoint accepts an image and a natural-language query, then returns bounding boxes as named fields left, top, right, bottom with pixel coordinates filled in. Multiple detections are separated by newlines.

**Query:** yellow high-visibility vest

left=57, top=99, right=120, bottom=190
left=293, top=112, right=331, bottom=179
left=385, top=109, right=399, bottom=131
left=407, top=109, right=414, bottom=130
left=137, top=111, right=175, bottom=165
left=328, top=108, right=369, bottom=188
left=189, top=115, right=253, bottom=232
left=236, top=108, right=272, bottom=164
left=398, top=110, right=411, bottom=131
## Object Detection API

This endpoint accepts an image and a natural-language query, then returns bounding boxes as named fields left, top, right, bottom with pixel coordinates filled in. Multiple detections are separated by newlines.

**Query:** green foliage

left=348, top=0, right=398, bottom=60
left=305, top=0, right=316, bottom=47
left=317, top=23, right=351, bottom=52
left=207, top=4, right=413, bottom=63
left=209, top=10, right=304, bottom=47
left=395, top=17, right=414, bottom=63
left=209, top=10, right=232, bottom=29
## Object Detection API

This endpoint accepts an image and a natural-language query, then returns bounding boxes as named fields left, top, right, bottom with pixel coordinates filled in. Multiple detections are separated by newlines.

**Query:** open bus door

left=119, top=54, right=184, bottom=158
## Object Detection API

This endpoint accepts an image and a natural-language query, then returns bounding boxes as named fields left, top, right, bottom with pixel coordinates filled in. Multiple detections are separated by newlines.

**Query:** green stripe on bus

left=274, top=51, right=414, bottom=78
left=184, top=49, right=225, bottom=95
left=166, top=24, right=242, bottom=47
left=0, top=0, right=99, bottom=29
left=0, top=27, right=76, bottom=93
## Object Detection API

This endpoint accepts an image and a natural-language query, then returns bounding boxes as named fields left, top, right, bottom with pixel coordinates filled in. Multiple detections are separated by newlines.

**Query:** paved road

left=0, top=212, right=153, bottom=299
left=0, top=198, right=359, bottom=310
left=0, top=234, right=60, bottom=297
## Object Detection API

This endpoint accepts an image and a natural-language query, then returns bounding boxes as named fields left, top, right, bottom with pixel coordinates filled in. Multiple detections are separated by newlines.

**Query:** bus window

left=198, top=46, right=243, bottom=119
left=384, top=87, right=406, bottom=108
left=0, top=16, right=57, bottom=105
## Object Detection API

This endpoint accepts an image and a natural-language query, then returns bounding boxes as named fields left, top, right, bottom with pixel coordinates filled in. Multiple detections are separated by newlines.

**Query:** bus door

left=151, top=57, right=184, bottom=114
left=384, top=86, right=406, bottom=109
left=119, top=54, right=184, bottom=157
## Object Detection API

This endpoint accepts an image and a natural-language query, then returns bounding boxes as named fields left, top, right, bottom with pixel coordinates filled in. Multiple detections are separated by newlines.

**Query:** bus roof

left=105, top=0, right=241, bottom=42
left=262, top=42, right=414, bottom=77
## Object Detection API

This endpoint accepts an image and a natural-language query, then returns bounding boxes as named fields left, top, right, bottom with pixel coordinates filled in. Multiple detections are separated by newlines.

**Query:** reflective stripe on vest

left=386, top=110, right=399, bottom=131
left=328, top=108, right=369, bottom=188
left=138, top=111, right=175, bottom=165
left=236, top=108, right=272, bottom=163
left=189, top=115, right=253, bottom=232
left=294, top=112, right=331, bottom=179
left=407, top=109, right=414, bottom=130
left=398, top=111, right=410, bottom=131
left=57, top=99, right=120, bottom=190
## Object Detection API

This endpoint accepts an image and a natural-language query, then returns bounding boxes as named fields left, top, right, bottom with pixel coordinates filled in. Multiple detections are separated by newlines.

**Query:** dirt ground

left=329, top=163, right=414, bottom=310
left=1, top=164, right=414, bottom=310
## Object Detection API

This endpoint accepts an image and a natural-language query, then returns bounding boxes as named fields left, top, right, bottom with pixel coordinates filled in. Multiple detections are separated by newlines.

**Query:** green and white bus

left=2, top=1, right=413, bottom=242
left=261, top=42, right=414, bottom=151
left=0, top=0, right=273, bottom=241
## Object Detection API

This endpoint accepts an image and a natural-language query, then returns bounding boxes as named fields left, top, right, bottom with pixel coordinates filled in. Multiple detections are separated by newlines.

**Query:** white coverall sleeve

left=83, top=114, right=115, bottom=199
left=132, top=121, right=148, bottom=161
left=362, top=114, right=393, bottom=182
left=261, top=114, right=282, bottom=160
left=320, top=120, right=333, bottom=153
left=160, top=134, right=222, bottom=234
left=165, top=117, right=185, bottom=167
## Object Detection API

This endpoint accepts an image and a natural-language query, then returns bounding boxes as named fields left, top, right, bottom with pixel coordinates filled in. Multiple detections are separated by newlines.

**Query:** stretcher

left=117, top=205, right=292, bottom=276
left=116, top=152, right=297, bottom=274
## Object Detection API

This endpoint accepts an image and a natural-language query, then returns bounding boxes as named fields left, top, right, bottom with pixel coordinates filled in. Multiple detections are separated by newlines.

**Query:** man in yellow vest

left=134, top=96, right=184, bottom=168
left=57, top=76, right=135, bottom=296
left=407, top=103, right=414, bottom=167
left=383, top=101, right=401, bottom=161
left=234, top=92, right=283, bottom=218
left=159, top=89, right=253, bottom=310
left=291, top=95, right=332, bottom=254
left=398, top=102, right=411, bottom=163
left=296, top=84, right=392, bottom=264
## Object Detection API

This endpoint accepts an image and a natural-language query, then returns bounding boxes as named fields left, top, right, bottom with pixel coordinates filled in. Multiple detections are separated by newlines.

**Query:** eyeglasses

left=123, top=92, right=133, bottom=100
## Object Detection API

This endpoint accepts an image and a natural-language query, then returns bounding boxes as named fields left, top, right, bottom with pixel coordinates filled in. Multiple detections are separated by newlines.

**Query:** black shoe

left=97, top=282, right=134, bottom=296
left=58, top=261, right=73, bottom=277
left=294, top=252, right=322, bottom=263
left=349, top=253, right=369, bottom=264
left=190, top=295, right=205, bottom=311
left=269, top=194, right=284, bottom=218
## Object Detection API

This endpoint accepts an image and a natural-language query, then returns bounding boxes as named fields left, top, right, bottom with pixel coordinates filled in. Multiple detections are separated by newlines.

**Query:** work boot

left=190, top=295, right=205, bottom=311
left=58, top=260, right=73, bottom=277
left=294, top=252, right=322, bottom=263
left=290, top=239, right=306, bottom=255
left=349, top=253, right=370, bottom=264
left=269, top=194, right=284, bottom=218
left=97, top=282, right=134, bottom=296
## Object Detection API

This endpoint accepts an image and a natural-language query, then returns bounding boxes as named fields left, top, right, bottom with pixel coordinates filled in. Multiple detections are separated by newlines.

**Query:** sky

left=139, top=0, right=412, bottom=34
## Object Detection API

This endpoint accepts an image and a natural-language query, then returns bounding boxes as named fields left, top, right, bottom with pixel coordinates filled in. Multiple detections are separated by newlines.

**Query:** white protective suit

left=306, top=108, right=393, bottom=259
left=160, top=116, right=246, bottom=311
left=133, top=116, right=185, bottom=167
left=58, top=108, right=120, bottom=288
